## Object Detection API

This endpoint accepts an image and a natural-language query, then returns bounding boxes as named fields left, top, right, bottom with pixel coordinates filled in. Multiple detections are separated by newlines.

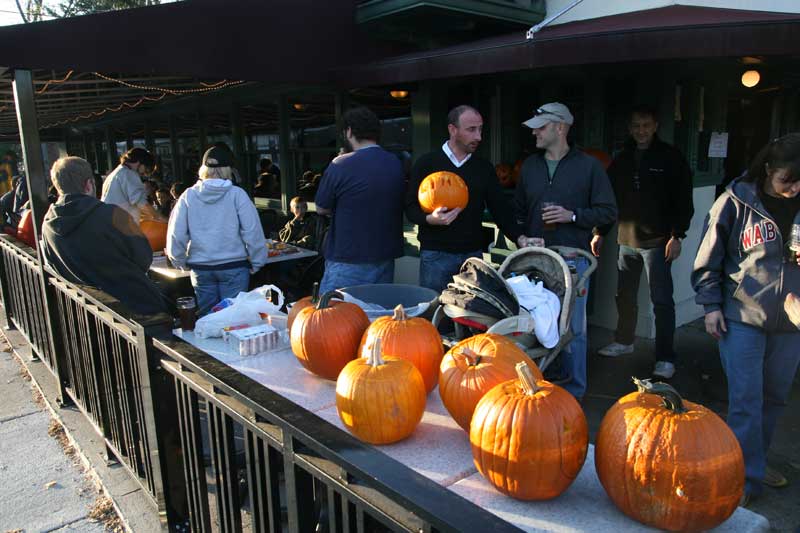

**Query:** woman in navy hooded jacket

left=692, top=133, right=800, bottom=503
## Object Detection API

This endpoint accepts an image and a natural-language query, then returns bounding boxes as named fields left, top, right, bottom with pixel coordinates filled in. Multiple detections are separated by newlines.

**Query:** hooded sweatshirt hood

left=191, top=178, right=232, bottom=204
left=44, top=193, right=103, bottom=238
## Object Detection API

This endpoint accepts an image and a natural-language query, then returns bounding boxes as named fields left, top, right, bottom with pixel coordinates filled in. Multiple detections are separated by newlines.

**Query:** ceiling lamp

left=741, top=70, right=760, bottom=88
left=390, top=90, right=409, bottom=99
left=293, top=103, right=307, bottom=111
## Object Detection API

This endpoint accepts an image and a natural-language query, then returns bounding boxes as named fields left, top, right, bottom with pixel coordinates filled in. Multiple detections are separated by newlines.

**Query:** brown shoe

left=764, top=466, right=789, bottom=488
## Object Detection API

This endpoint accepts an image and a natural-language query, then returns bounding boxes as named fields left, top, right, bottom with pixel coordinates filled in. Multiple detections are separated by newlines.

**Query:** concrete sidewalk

left=0, top=340, right=112, bottom=533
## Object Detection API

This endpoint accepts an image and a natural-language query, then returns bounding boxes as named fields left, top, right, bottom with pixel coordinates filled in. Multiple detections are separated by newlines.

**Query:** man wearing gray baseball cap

left=514, top=102, right=617, bottom=401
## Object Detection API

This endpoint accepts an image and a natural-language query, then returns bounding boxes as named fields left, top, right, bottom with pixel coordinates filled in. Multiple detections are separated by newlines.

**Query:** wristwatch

left=571, top=213, right=577, bottom=223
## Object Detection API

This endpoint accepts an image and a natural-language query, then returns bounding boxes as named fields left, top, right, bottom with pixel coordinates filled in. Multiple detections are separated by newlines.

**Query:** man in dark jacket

left=595, top=105, right=693, bottom=380
left=514, top=102, right=617, bottom=400
left=41, top=156, right=166, bottom=315
left=406, top=105, right=524, bottom=293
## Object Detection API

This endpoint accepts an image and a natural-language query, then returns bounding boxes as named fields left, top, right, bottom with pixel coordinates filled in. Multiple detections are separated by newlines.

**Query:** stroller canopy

left=439, top=258, right=520, bottom=320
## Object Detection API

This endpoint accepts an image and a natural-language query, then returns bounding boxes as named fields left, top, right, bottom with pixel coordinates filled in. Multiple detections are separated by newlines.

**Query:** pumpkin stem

left=310, top=282, right=320, bottom=304
left=516, top=362, right=539, bottom=395
left=460, top=347, right=482, bottom=366
left=366, top=338, right=385, bottom=367
left=316, top=289, right=345, bottom=310
left=392, top=304, right=408, bottom=321
left=632, top=377, right=687, bottom=414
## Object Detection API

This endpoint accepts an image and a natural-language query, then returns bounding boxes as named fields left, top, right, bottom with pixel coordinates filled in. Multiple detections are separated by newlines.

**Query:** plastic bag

left=194, top=285, right=285, bottom=338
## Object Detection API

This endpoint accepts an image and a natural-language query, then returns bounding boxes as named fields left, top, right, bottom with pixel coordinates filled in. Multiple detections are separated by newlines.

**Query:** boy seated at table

left=278, top=196, right=315, bottom=249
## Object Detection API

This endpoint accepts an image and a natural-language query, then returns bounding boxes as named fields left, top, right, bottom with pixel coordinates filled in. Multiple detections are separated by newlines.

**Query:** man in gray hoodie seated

left=167, top=146, right=269, bottom=315
left=41, top=156, right=166, bottom=315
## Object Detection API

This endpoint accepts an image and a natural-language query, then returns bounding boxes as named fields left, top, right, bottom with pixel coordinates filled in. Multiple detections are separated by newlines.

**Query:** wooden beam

left=105, top=125, right=117, bottom=171
left=278, top=94, right=295, bottom=213
left=168, top=114, right=181, bottom=182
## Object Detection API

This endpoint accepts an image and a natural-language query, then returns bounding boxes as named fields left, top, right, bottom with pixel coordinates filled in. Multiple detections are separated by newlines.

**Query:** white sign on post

left=708, top=132, right=729, bottom=158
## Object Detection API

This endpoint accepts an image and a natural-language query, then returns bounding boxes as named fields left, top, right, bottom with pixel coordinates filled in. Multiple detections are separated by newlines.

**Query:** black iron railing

left=155, top=337, right=521, bottom=533
left=0, top=235, right=55, bottom=367
left=0, top=231, right=521, bottom=532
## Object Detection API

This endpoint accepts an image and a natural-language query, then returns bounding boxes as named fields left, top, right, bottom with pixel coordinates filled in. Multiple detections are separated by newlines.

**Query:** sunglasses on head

left=534, top=108, right=567, bottom=122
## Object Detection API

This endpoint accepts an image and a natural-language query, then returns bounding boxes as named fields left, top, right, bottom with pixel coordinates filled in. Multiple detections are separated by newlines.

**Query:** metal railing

left=0, top=235, right=55, bottom=368
left=0, top=231, right=521, bottom=532
left=155, top=337, right=521, bottom=533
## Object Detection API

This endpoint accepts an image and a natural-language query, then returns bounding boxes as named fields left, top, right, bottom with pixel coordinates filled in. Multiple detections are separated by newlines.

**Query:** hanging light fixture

left=390, top=90, right=409, bottom=99
left=741, top=70, right=761, bottom=88
left=293, top=103, right=307, bottom=111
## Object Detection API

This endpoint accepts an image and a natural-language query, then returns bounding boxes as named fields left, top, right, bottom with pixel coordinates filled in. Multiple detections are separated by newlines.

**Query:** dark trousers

left=614, top=245, right=676, bottom=362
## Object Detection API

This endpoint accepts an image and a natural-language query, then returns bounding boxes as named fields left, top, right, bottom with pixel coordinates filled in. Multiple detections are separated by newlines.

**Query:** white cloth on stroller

left=506, top=276, right=560, bottom=349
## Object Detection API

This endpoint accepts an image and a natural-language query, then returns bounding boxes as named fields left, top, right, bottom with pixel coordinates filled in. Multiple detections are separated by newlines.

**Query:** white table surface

left=173, top=329, right=770, bottom=532
left=150, top=245, right=318, bottom=280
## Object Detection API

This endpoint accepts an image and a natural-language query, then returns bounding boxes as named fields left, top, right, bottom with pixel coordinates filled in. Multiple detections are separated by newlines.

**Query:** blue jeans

left=190, top=267, right=250, bottom=316
left=319, top=259, right=394, bottom=294
left=718, top=320, right=800, bottom=497
left=563, top=257, right=590, bottom=399
left=615, top=245, right=676, bottom=362
left=419, top=249, right=483, bottom=294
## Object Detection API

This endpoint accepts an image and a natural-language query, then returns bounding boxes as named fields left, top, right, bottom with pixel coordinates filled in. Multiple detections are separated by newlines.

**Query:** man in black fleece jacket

left=595, top=105, right=693, bottom=381
left=41, top=156, right=166, bottom=316
left=514, top=102, right=617, bottom=400
left=406, top=105, right=524, bottom=292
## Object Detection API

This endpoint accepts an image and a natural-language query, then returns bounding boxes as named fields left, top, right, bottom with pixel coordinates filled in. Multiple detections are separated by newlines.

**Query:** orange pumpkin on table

left=439, top=333, right=540, bottom=431
left=470, top=362, right=587, bottom=500
left=595, top=378, right=744, bottom=531
left=358, top=305, right=443, bottom=394
left=418, top=171, right=469, bottom=213
left=290, top=290, right=370, bottom=380
left=336, top=338, right=426, bottom=445
left=287, top=282, right=322, bottom=331
left=140, top=220, right=168, bottom=252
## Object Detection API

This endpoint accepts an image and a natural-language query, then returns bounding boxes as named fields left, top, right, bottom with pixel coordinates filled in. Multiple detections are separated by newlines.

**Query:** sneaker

left=652, top=361, right=676, bottom=379
left=598, top=342, right=634, bottom=357
left=764, top=466, right=789, bottom=488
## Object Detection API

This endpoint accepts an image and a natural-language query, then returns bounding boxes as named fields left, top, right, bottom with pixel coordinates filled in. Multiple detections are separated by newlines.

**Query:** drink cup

left=177, top=296, right=197, bottom=331
left=541, top=201, right=558, bottom=231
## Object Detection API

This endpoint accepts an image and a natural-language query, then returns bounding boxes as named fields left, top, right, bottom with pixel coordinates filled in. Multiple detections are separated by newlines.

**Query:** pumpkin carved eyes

left=418, top=171, right=469, bottom=213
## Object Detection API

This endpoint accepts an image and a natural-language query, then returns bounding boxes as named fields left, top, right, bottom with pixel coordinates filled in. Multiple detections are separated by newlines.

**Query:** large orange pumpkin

left=140, top=220, right=168, bottom=252
left=417, top=171, right=469, bottom=214
left=290, top=290, right=370, bottom=380
left=439, top=333, right=540, bottom=431
left=336, top=338, right=426, bottom=444
left=358, top=305, right=443, bottom=394
left=511, top=159, right=523, bottom=183
left=595, top=378, right=744, bottom=532
left=287, top=282, right=321, bottom=331
left=471, top=362, right=588, bottom=500
left=495, top=163, right=514, bottom=188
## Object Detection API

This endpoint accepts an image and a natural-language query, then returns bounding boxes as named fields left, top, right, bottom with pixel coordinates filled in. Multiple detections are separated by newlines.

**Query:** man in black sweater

left=41, top=156, right=166, bottom=316
left=595, top=105, right=693, bottom=380
left=406, top=105, right=525, bottom=293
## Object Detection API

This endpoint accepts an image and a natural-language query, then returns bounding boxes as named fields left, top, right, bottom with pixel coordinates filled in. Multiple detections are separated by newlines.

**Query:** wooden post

left=126, top=123, right=134, bottom=150
left=168, top=115, right=181, bottom=182
left=229, top=101, right=249, bottom=194
left=12, top=68, right=71, bottom=404
left=197, top=109, right=208, bottom=155
left=144, top=120, right=155, bottom=153
left=105, top=126, right=117, bottom=173
left=278, top=95, right=296, bottom=212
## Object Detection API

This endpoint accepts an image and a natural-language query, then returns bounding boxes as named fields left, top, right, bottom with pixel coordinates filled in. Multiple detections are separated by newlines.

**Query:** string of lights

left=91, top=72, right=244, bottom=95
left=42, top=93, right=168, bottom=128
left=36, top=70, right=74, bottom=94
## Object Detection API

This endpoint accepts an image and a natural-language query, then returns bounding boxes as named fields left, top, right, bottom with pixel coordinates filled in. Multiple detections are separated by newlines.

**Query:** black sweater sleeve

left=595, top=157, right=621, bottom=236
left=669, top=149, right=694, bottom=239
left=405, top=156, right=430, bottom=226
left=575, top=159, right=617, bottom=230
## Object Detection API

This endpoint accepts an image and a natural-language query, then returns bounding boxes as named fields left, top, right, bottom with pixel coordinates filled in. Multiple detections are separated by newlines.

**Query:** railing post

left=0, top=245, right=16, bottom=330
left=12, top=70, right=71, bottom=405
left=137, top=320, right=189, bottom=530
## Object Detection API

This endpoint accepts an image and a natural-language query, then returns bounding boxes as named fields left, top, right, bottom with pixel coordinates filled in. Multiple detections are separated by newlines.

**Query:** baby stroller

left=432, top=246, right=597, bottom=373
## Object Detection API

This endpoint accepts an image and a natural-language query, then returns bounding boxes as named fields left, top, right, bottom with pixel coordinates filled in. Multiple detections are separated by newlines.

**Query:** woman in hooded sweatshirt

left=692, top=133, right=800, bottom=505
left=167, top=146, right=269, bottom=315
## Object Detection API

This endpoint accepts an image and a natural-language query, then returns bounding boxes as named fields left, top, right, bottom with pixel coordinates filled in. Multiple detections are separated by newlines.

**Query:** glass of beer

left=541, top=201, right=558, bottom=231
left=176, top=296, right=197, bottom=331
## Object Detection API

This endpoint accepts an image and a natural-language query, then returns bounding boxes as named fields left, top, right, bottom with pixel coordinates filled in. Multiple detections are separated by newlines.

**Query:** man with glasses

left=594, top=105, right=693, bottom=380
left=514, top=102, right=617, bottom=401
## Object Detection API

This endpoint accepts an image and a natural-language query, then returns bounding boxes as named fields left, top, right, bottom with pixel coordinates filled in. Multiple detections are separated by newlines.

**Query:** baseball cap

left=202, top=146, right=233, bottom=168
left=522, top=102, right=574, bottom=129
